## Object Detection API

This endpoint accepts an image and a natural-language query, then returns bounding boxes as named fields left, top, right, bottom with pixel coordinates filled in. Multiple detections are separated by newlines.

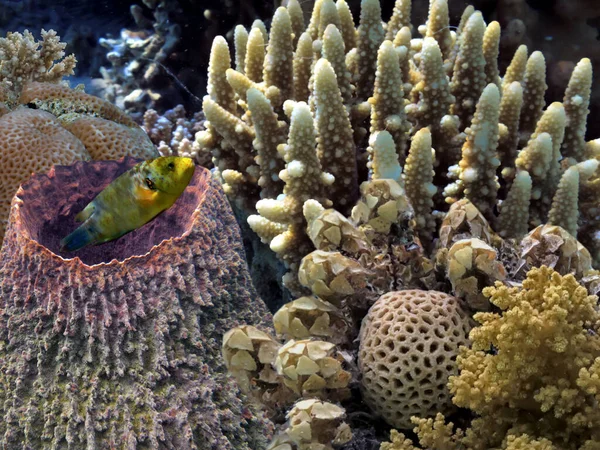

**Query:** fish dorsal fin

left=75, top=202, right=96, bottom=222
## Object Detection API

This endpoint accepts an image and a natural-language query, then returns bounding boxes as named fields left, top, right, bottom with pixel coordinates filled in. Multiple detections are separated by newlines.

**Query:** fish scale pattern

left=0, top=158, right=273, bottom=449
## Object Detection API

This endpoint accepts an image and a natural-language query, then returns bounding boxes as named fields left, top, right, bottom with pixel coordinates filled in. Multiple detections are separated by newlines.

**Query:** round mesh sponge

left=358, top=290, right=471, bottom=429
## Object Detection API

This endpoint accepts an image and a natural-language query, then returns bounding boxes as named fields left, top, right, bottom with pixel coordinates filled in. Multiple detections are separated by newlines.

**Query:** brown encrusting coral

left=0, top=158, right=274, bottom=448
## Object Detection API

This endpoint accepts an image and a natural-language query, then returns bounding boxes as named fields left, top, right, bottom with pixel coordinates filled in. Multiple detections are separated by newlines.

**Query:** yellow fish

left=61, top=156, right=195, bottom=252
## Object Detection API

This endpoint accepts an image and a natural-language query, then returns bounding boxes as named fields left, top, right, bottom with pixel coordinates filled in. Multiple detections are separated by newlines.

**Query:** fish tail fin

left=60, top=226, right=94, bottom=252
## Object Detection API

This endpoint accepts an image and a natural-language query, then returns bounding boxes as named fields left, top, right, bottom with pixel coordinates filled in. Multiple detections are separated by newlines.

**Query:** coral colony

left=0, top=0, right=599, bottom=448
left=208, top=0, right=600, bottom=448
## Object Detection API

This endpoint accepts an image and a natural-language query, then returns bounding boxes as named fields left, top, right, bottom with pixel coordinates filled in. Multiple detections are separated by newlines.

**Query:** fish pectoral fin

left=75, top=203, right=95, bottom=222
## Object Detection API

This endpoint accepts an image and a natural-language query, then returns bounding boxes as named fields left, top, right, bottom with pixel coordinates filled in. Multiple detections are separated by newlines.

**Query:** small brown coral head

left=14, top=156, right=202, bottom=265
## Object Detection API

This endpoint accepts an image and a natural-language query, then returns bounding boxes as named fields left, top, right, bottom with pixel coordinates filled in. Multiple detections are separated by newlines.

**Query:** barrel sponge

left=0, top=107, right=90, bottom=241
left=358, top=290, right=471, bottom=429
left=19, top=81, right=137, bottom=127
left=62, top=114, right=159, bottom=160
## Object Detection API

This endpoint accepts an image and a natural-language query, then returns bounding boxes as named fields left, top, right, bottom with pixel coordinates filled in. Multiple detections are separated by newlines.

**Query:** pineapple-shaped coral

left=273, top=296, right=350, bottom=345
left=274, top=339, right=351, bottom=398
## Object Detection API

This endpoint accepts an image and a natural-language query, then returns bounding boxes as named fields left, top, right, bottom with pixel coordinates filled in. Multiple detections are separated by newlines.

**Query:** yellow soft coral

left=450, top=267, right=599, bottom=449
left=380, top=267, right=600, bottom=450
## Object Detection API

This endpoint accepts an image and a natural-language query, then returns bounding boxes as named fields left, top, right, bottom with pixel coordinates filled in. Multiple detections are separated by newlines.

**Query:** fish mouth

left=181, top=157, right=195, bottom=173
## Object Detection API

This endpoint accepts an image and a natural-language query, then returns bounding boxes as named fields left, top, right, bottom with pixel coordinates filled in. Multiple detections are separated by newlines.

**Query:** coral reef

left=0, top=0, right=133, bottom=79
left=198, top=0, right=600, bottom=448
left=0, top=29, right=76, bottom=105
left=0, top=30, right=158, bottom=244
left=382, top=266, right=600, bottom=449
left=142, top=105, right=211, bottom=167
left=0, top=157, right=274, bottom=448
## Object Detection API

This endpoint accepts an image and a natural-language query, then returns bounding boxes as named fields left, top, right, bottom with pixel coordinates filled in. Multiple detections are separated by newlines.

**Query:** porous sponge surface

left=358, top=289, right=471, bottom=429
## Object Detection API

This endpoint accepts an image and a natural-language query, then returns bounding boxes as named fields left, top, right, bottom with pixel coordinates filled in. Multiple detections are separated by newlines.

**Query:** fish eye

left=167, top=162, right=175, bottom=170
left=145, top=178, right=156, bottom=190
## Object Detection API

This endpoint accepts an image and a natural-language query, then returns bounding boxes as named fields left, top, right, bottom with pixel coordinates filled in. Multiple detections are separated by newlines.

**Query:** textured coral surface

left=0, top=107, right=91, bottom=242
left=0, top=158, right=273, bottom=449
left=359, top=290, right=472, bottom=429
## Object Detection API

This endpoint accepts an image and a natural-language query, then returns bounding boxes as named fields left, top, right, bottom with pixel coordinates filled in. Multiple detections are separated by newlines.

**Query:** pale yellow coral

left=548, top=166, right=580, bottom=237
left=313, top=58, right=358, bottom=211
left=355, top=0, right=385, bottom=99
left=447, top=267, right=600, bottom=448
left=449, top=12, right=486, bottom=127
left=369, top=40, right=408, bottom=161
left=322, top=25, right=352, bottom=103
left=336, top=0, right=357, bottom=51
left=385, top=0, right=411, bottom=41
left=501, top=45, right=528, bottom=92
left=497, top=170, right=532, bottom=240
left=519, top=51, right=548, bottom=136
left=287, top=0, right=305, bottom=47
left=234, top=25, right=248, bottom=73
left=368, top=131, right=403, bottom=184
left=561, top=58, right=593, bottom=162
left=248, top=101, right=333, bottom=292
left=246, top=88, right=286, bottom=199
left=497, top=81, right=524, bottom=171
left=245, top=27, right=266, bottom=82
left=264, top=7, right=294, bottom=101
left=317, top=0, right=341, bottom=42
left=293, top=32, right=314, bottom=103
left=425, top=0, right=452, bottom=60
left=0, top=29, right=76, bottom=104
left=482, top=21, right=501, bottom=89
left=407, top=37, right=454, bottom=139
left=445, top=83, right=501, bottom=218
left=404, top=128, right=436, bottom=241
left=207, top=36, right=236, bottom=113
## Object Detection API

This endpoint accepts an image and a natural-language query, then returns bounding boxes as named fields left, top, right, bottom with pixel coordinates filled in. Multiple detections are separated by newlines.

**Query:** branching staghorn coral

left=248, top=101, right=333, bottom=290
left=198, top=1, right=600, bottom=446
left=0, top=29, right=76, bottom=106
left=444, top=83, right=501, bottom=219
